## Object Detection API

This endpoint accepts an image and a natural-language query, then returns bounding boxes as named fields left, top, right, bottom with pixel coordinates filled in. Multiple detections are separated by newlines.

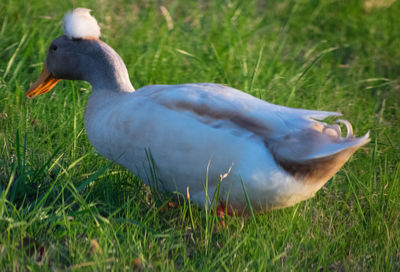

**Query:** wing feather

left=136, top=83, right=340, bottom=137
left=135, top=83, right=369, bottom=170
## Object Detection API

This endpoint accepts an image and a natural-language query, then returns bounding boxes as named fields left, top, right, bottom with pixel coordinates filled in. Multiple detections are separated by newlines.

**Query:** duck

left=26, top=8, right=370, bottom=215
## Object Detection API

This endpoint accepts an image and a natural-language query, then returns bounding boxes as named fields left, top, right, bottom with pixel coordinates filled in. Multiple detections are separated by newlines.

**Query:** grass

left=1, top=0, right=399, bottom=270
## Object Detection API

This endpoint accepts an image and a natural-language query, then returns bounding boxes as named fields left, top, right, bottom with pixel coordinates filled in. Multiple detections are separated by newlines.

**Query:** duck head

left=26, top=8, right=133, bottom=98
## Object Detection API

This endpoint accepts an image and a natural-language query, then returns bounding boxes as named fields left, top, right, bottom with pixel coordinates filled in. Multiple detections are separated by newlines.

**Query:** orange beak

left=26, top=64, right=61, bottom=98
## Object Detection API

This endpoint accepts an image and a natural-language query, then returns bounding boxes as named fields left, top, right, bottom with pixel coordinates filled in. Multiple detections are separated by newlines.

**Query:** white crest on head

left=63, top=8, right=101, bottom=39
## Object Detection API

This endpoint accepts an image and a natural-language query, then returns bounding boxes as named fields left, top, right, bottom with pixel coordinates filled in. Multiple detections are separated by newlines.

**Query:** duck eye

left=51, top=45, right=58, bottom=51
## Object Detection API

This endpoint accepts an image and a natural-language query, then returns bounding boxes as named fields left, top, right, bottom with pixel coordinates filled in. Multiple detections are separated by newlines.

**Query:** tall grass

left=0, top=0, right=399, bottom=270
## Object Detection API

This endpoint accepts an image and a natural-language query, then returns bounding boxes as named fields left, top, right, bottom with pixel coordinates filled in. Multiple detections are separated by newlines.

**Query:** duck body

left=26, top=8, right=370, bottom=214
left=84, top=81, right=367, bottom=212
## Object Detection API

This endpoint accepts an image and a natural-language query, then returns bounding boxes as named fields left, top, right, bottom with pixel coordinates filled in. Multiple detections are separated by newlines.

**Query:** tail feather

left=266, top=119, right=370, bottom=184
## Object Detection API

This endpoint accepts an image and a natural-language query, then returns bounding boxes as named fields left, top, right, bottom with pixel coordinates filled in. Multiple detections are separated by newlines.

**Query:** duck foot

left=215, top=203, right=234, bottom=228
left=216, top=205, right=226, bottom=228
left=160, top=201, right=177, bottom=212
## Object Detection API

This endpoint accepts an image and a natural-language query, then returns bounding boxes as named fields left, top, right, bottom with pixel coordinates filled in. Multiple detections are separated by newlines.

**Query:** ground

left=0, top=0, right=399, bottom=270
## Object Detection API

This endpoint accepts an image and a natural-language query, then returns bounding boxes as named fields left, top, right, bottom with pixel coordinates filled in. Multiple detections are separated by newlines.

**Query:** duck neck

left=86, top=40, right=135, bottom=93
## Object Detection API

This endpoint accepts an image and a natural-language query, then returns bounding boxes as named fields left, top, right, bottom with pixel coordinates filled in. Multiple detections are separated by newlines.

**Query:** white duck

left=26, top=8, right=369, bottom=215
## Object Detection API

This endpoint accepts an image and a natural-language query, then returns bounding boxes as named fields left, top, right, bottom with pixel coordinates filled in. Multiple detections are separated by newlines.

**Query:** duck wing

left=137, top=83, right=339, bottom=135
left=136, top=83, right=369, bottom=182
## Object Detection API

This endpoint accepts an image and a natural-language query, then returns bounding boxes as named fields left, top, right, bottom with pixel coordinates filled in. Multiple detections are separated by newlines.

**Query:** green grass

left=1, top=0, right=399, bottom=270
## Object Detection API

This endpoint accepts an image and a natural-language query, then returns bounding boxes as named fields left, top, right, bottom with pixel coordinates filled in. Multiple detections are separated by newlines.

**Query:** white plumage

left=26, top=8, right=370, bottom=214
left=63, top=8, right=100, bottom=39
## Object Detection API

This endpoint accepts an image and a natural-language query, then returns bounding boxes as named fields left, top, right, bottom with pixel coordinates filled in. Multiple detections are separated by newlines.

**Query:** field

left=1, top=0, right=399, bottom=270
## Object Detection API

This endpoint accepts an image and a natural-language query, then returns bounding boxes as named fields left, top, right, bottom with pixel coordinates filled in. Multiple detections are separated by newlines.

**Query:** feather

left=63, top=8, right=101, bottom=40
